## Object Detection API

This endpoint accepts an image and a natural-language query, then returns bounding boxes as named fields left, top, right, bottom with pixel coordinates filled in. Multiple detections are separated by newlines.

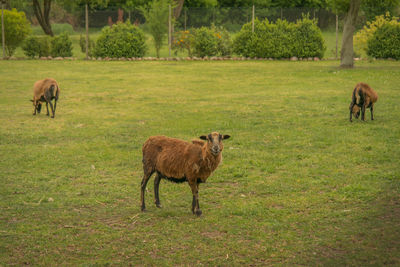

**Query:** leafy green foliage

left=140, top=0, right=169, bottom=58
left=354, top=13, right=400, bottom=55
left=21, top=36, right=51, bottom=58
left=367, top=23, right=400, bottom=59
left=233, top=16, right=325, bottom=58
left=79, top=34, right=96, bottom=57
left=93, top=22, right=147, bottom=58
left=50, top=32, right=73, bottom=57
left=0, top=8, right=31, bottom=56
left=192, top=25, right=232, bottom=57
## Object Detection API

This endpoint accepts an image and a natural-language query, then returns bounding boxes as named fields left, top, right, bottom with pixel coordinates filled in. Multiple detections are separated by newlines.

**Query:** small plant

left=22, top=36, right=50, bottom=58
left=79, top=35, right=95, bottom=57
left=191, top=26, right=232, bottom=57
left=50, top=32, right=73, bottom=57
left=93, top=22, right=147, bottom=58
left=172, top=30, right=193, bottom=56
left=0, top=8, right=31, bottom=56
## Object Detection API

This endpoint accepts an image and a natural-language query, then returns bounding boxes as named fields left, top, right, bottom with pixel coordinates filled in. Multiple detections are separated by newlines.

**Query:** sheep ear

left=199, top=135, right=207, bottom=140
left=222, top=135, right=230, bottom=140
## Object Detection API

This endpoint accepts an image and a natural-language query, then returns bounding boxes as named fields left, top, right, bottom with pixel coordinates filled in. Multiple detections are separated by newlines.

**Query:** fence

left=81, top=6, right=341, bottom=32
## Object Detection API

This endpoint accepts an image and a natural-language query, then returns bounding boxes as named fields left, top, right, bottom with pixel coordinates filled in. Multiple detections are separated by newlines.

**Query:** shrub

left=0, top=8, right=31, bottom=56
left=354, top=13, right=400, bottom=55
left=79, top=34, right=95, bottom=57
left=22, top=36, right=50, bottom=58
left=172, top=30, right=193, bottom=56
left=93, top=22, right=147, bottom=58
left=367, top=23, right=400, bottom=60
left=192, top=26, right=232, bottom=57
left=50, top=32, right=73, bottom=57
left=233, top=16, right=325, bottom=59
left=214, top=26, right=232, bottom=57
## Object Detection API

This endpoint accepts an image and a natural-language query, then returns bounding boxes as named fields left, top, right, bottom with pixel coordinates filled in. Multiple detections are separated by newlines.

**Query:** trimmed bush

left=50, top=32, right=73, bottom=57
left=93, top=22, right=147, bottom=58
left=79, top=35, right=95, bottom=57
left=367, top=23, right=400, bottom=60
left=22, top=36, right=50, bottom=58
left=0, top=8, right=31, bottom=56
left=233, top=16, right=325, bottom=58
left=192, top=26, right=232, bottom=57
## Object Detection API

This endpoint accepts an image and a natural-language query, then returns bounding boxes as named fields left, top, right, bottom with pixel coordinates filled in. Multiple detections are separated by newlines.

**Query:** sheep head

left=351, top=104, right=361, bottom=119
left=200, top=132, right=230, bottom=156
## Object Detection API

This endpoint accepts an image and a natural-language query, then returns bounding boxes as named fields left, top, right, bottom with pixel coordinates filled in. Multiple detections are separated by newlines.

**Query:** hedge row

left=233, top=16, right=326, bottom=58
left=22, top=32, right=73, bottom=58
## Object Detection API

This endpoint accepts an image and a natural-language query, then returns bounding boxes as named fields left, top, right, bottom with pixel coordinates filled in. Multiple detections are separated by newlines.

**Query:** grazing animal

left=140, top=132, right=231, bottom=216
left=349, top=82, right=378, bottom=122
left=31, top=78, right=60, bottom=118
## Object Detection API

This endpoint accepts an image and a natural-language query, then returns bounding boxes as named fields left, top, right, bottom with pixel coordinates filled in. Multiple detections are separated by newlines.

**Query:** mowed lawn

left=0, top=60, right=399, bottom=265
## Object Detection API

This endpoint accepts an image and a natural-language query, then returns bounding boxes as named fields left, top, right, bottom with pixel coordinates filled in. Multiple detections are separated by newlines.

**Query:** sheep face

left=200, top=132, right=230, bottom=156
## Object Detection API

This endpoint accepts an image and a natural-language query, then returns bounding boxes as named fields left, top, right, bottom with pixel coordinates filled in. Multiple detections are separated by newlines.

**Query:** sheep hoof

left=51, top=116, right=55, bottom=119
left=195, top=210, right=202, bottom=216
left=141, top=207, right=146, bottom=212
left=46, top=113, right=49, bottom=116
left=156, top=203, right=162, bottom=208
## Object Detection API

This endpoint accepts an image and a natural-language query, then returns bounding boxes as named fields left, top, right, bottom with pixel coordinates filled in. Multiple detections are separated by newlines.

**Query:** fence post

left=1, top=0, right=5, bottom=59
left=184, top=8, right=186, bottom=31
left=335, top=13, right=338, bottom=60
left=252, top=5, right=254, bottom=33
left=168, top=4, right=171, bottom=57
left=85, top=3, right=89, bottom=60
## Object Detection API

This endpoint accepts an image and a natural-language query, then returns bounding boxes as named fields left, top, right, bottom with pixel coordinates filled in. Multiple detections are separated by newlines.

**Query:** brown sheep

left=349, top=82, right=378, bottom=122
left=31, top=78, right=60, bottom=118
left=140, top=132, right=231, bottom=216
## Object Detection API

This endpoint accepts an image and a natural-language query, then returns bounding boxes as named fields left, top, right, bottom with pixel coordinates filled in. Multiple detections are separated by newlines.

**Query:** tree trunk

left=173, top=0, right=184, bottom=20
left=340, top=0, right=361, bottom=68
left=32, top=0, right=53, bottom=36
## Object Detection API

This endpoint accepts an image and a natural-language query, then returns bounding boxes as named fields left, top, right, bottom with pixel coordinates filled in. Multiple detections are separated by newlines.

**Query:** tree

left=340, top=0, right=361, bottom=67
left=173, top=0, right=184, bottom=19
left=140, top=0, right=170, bottom=58
left=327, top=0, right=361, bottom=68
left=32, top=0, right=53, bottom=36
left=0, top=8, right=31, bottom=56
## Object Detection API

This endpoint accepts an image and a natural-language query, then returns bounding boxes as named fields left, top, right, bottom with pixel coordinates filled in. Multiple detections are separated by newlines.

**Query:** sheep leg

left=140, top=171, right=153, bottom=212
left=189, top=180, right=201, bottom=216
left=53, top=99, right=57, bottom=117
left=349, top=103, right=354, bottom=122
left=33, top=101, right=37, bottom=115
left=370, top=104, right=374, bottom=120
left=48, top=101, right=55, bottom=118
left=46, top=102, right=49, bottom=116
left=154, top=172, right=162, bottom=208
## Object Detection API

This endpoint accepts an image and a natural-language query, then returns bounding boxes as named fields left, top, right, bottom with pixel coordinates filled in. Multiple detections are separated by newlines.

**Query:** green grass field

left=0, top=60, right=399, bottom=265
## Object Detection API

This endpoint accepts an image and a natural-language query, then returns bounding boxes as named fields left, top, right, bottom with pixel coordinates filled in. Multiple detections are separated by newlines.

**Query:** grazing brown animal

left=140, top=132, right=230, bottom=216
left=349, top=82, right=378, bottom=122
left=31, top=78, right=60, bottom=118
